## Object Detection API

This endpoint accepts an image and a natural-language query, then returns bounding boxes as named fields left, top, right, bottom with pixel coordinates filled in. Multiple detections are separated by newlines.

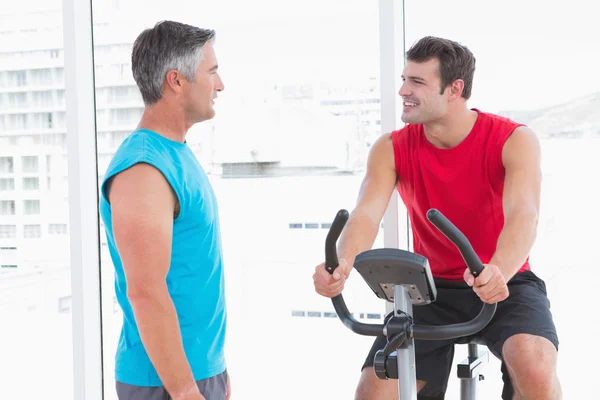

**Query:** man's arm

left=108, top=163, right=203, bottom=400
left=337, top=133, right=398, bottom=271
left=490, top=126, right=542, bottom=281
left=314, top=132, right=398, bottom=297
left=466, top=126, right=542, bottom=303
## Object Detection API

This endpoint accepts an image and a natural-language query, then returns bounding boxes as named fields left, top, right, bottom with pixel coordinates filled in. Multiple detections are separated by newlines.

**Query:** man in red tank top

left=313, top=36, right=561, bottom=399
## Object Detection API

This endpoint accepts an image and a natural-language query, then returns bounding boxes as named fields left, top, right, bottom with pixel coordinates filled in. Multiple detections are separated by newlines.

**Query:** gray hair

left=131, top=20, right=216, bottom=106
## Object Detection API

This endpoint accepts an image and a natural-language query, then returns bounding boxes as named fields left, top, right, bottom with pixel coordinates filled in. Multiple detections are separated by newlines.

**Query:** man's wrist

left=488, top=258, right=515, bottom=282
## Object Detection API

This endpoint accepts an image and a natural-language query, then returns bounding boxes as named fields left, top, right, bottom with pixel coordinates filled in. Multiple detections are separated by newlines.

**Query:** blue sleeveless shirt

left=99, top=128, right=226, bottom=386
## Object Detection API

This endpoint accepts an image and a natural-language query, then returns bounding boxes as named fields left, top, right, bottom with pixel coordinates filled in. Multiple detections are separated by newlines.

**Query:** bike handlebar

left=325, top=209, right=384, bottom=336
left=325, top=208, right=497, bottom=340
left=425, top=209, right=485, bottom=278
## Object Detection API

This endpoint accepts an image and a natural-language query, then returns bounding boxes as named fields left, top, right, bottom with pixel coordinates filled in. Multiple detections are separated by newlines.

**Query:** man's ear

left=164, top=70, right=184, bottom=93
left=449, top=79, right=465, bottom=101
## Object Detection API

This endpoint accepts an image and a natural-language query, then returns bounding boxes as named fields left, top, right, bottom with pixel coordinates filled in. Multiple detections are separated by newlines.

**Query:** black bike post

left=461, top=344, right=479, bottom=399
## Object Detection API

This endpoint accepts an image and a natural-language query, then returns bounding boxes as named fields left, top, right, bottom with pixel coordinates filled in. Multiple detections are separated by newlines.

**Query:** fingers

left=463, top=269, right=475, bottom=286
left=313, top=270, right=346, bottom=297
left=316, top=264, right=335, bottom=281
left=473, top=266, right=509, bottom=304
left=473, top=281, right=508, bottom=303
left=464, top=266, right=492, bottom=287
left=474, top=287, right=508, bottom=304
left=483, top=291, right=509, bottom=304
left=470, top=265, right=509, bottom=303
left=313, top=261, right=348, bottom=298
left=475, top=266, right=493, bottom=286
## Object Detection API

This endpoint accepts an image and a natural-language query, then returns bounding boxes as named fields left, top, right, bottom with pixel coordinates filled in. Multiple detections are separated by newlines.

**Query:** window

left=14, top=1, right=589, bottom=398
left=15, top=71, right=26, bottom=87
left=0, top=200, right=15, bottom=215
left=110, top=131, right=129, bottom=147
left=0, top=157, right=14, bottom=173
left=0, top=225, right=17, bottom=238
left=93, top=1, right=384, bottom=399
left=0, top=178, right=15, bottom=191
left=21, top=156, right=39, bottom=173
left=108, top=86, right=133, bottom=102
left=0, top=4, right=72, bottom=400
left=8, top=114, right=27, bottom=131
left=31, top=68, right=53, bottom=86
left=110, top=108, right=140, bottom=126
left=55, top=68, right=64, bottom=85
left=23, top=177, right=39, bottom=190
left=32, top=91, right=53, bottom=107
left=28, top=113, right=54, bottom=130
left=8, top=92, right=27, bottom=108
left=57, top=89, right=65, bottom=106
left=23, top=224, right=41, bottom=238
left=23, top=200, right=40, bottom=215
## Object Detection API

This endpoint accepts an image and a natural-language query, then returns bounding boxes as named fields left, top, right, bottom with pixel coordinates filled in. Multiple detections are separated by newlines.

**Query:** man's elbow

left=127, top=279, right=169, bottom=307
left=507, top=205, right=539, bottom=231
left=349, top=209, right=383, bottom=232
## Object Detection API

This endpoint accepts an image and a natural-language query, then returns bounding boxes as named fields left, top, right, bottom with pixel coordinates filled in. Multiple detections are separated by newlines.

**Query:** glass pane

left=0, top=1, right=73, bottom=399
left=93, top=1, right=385, bottom=399
left=405, top=1, right=597, bottom=399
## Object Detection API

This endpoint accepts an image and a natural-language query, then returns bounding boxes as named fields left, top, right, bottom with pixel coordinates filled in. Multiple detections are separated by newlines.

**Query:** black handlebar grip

left=426, top=209, right=485, bottom=277
left=325, top=209, right=349, bottom=274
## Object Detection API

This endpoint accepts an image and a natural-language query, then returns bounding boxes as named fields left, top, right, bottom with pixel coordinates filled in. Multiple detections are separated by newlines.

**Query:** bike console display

left=354, top=248, right=437, bottom=305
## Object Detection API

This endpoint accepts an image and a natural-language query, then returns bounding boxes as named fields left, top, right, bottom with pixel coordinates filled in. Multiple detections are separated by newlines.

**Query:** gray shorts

left=116, top=370, right=228, bottom=400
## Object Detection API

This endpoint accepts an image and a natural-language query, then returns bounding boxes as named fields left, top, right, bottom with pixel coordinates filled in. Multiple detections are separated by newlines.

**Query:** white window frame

left=379, top=0, right=409, bottom=314
left=63, top=0, right=103, bottom=399
left=379, top=0, right=408, bottom=250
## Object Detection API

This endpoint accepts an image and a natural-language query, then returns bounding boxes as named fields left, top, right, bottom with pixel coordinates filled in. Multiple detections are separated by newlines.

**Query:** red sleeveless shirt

left=392, top=109, right=530, bottom=280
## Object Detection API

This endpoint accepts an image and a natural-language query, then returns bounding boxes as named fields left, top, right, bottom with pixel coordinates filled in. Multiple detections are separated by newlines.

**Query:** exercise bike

left=325, top=208, right=497, bottom=400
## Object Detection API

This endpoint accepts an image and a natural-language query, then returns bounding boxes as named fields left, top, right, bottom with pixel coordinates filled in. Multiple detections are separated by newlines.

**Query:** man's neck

left=137, top=103, right=190, bottom=143
left=423, top=107, right=478, bottom=149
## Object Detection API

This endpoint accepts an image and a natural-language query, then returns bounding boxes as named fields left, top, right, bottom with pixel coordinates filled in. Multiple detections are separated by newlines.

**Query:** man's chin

left=401, top=114, right=416, bottom=124
left=195, top=109, right=216, bottom=124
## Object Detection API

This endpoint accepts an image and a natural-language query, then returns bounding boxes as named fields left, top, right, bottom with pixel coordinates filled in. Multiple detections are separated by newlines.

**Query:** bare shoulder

left=371, top=131, right=393, bottom=146
left=502, top=126, right=541, bottom=166
left=367, top=132, right=395, bottom=170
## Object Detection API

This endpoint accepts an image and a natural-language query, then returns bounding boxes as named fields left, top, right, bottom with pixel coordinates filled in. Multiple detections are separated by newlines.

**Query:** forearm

left=490, top=210, right=539, bottom=281
left=337, top=212, right=380, bottom=273
left=129, top=287, right=199, bottom=398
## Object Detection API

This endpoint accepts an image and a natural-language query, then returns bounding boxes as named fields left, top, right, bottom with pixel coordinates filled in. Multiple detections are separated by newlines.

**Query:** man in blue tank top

left=98, top=20, right=228, bottom=400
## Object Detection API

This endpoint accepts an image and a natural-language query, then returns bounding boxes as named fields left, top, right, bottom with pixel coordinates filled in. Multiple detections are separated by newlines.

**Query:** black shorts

left=362, top=270, right=559, bottom=400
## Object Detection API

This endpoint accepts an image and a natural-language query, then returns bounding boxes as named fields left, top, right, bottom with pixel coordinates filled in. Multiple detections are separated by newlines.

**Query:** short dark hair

left=131, top=20, right=216, bottom=106
left=406, top=36, right=476, bottom=99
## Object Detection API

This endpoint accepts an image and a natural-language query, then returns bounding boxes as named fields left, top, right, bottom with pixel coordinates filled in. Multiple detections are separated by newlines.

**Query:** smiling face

left=398, top=58, right=454, bottom=124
